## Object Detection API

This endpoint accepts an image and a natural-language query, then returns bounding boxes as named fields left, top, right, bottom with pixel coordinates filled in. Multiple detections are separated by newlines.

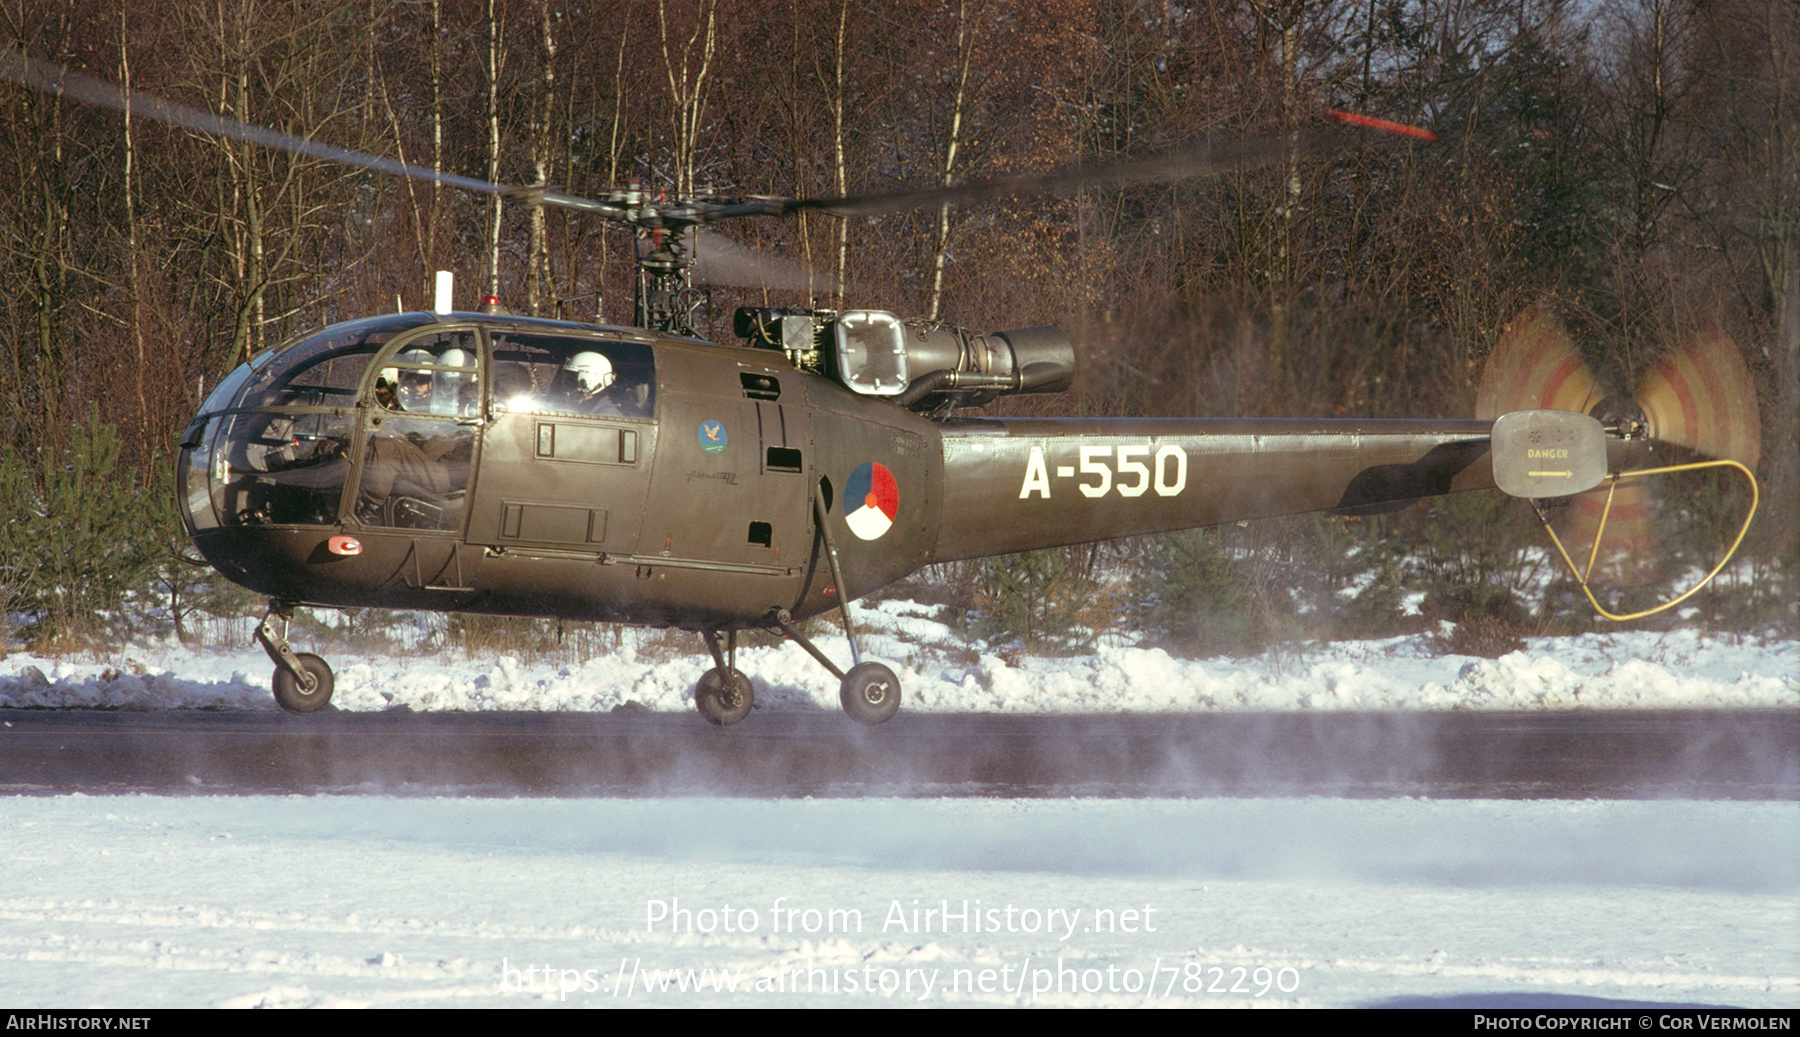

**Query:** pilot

left=362, top=349, right=472, bottom=526
left=376, top=350, right=437, bottom=412
left=563, top=351, right=628, bottom=416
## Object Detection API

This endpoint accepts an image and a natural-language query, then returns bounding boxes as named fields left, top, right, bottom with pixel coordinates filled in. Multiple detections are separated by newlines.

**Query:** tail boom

left=931, top=417, right=1500, bottom=562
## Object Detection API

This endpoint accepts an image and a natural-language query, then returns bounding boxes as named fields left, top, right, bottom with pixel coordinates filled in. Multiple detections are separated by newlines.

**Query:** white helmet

left=378, top=348, right=435, bottom=409
left=393, top=349, right=435, bottom=409
left=565, top=351, right=615, bottom=394
left=433, top=347, right=475, bottom=415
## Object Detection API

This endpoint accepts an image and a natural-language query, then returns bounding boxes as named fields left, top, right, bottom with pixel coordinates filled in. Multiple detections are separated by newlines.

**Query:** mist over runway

left=2, top=708, right=1791, bottom=798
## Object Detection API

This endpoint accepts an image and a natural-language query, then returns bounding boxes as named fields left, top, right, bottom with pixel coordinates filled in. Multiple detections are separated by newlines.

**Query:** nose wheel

left=256, top=602, right=335, bottom=714
left=272, top=653, right=335, bottom=714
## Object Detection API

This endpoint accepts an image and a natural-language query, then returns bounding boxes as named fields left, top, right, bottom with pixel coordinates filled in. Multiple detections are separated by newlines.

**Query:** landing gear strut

left=771, top=608, right=901, bottom=727
left=687, top=493, right=903, bottom=727
left=256, top=601, right=334, bottom=714
left=695, top=629, right=754, bottom=726
left=803, top=492, right=902, bottom=725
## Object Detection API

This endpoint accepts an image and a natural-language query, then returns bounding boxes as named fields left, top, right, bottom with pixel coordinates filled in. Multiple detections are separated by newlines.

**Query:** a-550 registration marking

left=1019, top=444, right=1188, bottom=499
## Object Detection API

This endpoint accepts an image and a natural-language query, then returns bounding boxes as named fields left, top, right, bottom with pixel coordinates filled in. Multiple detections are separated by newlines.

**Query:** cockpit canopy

left=178, top=314, right=656, bottom=535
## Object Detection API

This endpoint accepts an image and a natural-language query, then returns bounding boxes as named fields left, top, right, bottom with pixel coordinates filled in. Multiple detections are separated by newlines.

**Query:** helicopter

left=8, top=51, right=1761, bottom=726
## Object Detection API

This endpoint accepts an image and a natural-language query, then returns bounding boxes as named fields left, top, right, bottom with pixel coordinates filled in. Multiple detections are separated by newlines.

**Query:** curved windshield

left=232, top=314, right=434, bottom=411
left=180, top=315, right=437, bottom=532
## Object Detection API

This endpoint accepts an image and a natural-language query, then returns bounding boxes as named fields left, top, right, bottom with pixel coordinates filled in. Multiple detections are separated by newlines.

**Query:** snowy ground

left=1, top=796, right=1793, bottom=1008
left=1, top=600, right=1794, bottom=714
left=1, top=607, right=1794, bottom=1008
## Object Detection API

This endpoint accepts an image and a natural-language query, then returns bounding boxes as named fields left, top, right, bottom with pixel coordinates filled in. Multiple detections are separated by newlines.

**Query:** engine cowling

left=830, top=310, right=1074, bottom=406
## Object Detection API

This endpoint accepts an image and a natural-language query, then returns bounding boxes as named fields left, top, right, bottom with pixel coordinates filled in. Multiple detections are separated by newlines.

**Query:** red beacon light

left=326, top=535, right=362, bottom=557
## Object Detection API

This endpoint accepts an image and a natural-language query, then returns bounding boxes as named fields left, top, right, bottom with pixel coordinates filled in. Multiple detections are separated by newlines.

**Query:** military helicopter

left=9, top=52, right=1761, bottom=726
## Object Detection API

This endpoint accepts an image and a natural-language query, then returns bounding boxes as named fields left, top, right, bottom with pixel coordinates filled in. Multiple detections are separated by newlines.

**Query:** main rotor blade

left=2, top=48, right=506, bottom=198
left=692, top=229, right=840, bottom=292
left=8, top=48, right=1436, bottom=251
left=781, top=127, right=1348, bottom=219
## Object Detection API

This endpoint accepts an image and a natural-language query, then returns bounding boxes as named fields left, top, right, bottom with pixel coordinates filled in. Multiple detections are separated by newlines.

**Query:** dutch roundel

left=844, top=462, right=899, bottom=541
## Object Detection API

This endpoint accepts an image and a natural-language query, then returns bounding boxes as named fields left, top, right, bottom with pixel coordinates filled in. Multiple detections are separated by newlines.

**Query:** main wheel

left=695, top=667, right=754, bottom=726
left=272, top=653, right=334, bottom=715
left=839, top=662, right=901, bottom=726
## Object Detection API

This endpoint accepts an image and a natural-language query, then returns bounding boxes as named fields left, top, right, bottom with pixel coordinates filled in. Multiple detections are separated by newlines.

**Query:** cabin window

left=488, top=333, right=656, bottom=419
left=235, top=314, right=424, bottom=410
left=180, top=314, right=446, bottom=531
left=203, top=409, right=355, bottom=526
left=372, top=329, right=481, bottom=418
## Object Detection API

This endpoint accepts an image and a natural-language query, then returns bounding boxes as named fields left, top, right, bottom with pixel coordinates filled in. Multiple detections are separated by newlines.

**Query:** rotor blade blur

left=692, top=230, right=840, bottom=293
left=1635, top=329, right=1762, bottom=470
left=787, top=130, right=1340, bottom=219
left=1, top=49, right=505, bottom=198
left=514, top=187, right=630, bottom=218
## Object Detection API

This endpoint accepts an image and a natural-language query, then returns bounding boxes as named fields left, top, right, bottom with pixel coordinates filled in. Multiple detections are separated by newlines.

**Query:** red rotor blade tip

left=1328, top=109, right=1438, bottom=141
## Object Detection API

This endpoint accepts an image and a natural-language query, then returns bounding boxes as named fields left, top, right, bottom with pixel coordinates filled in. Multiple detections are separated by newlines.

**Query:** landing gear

left=839, top=662, right=901, bottom=726
left=772, top=608, right=903, bottom=726
left=695, top=666, right=754, bottom=726
left=273, top=653, right=335, bottom=714
left=695, top=629, right=756, bottom=726
left=801, top=492, right=901, bottom=725
left=688, top=492, right=902, bottom=727
left=256, top=601, right=335, bottom=714
left=692, top=609, right=903, bottom=727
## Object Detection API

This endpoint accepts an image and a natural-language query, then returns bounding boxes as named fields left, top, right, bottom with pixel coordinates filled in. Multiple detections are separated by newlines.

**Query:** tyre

left=695, top=667, right=754, bottom=726
left=839, top=662, right=900, bottom=726
left=272, top=653, right=334, bottom=715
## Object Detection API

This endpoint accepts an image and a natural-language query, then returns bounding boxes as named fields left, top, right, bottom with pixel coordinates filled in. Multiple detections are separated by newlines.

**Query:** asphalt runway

left=0, top=708, right=1792, bottom=797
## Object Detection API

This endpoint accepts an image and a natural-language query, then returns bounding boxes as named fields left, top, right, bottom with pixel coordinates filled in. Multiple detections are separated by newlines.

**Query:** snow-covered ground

left=1, top=600, right=1794, bottom=713
left=1, top=796, right=1793, bottom=1008
left=1, top=606, right=1794, bottom=1008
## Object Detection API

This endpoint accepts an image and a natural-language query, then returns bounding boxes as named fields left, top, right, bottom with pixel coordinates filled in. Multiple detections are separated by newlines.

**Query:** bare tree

left=658, top=0, right=717, bottom=198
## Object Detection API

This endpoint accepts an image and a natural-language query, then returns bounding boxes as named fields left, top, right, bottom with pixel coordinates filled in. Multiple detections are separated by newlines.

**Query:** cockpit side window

left=489, top=333, right=655, bottom=419
left=357, top=330, right=480, bottom=531
left=372, top=330, right=482, bottom=418
left=182, top=314, right=438, bottom=530
left=286, top=352, right=373, bottom=397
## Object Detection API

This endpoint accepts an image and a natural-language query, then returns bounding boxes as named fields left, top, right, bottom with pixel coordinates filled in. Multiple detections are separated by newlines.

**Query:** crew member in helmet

left=563, top=350, right=628, bottom=415
left=361, top=347, right=472, bottom=527
left=376, top=349, right=437, bottom=412
left=434, top=347, right=478, bottom=416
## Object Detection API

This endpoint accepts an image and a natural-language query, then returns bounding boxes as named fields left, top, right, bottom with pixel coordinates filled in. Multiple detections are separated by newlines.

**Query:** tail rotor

left=1478, top=304, right=1762, bottom=612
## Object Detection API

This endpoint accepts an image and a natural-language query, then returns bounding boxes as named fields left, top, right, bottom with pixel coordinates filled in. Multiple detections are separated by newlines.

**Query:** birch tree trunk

left=486, top=0, right=505, bottom=301
left=928, top=0, right=977, bottom=322
left=528, top=0, right=558, bottom=317
left=120, top=7, right=147, bottom=443
left=658, top=0, right=717, bottom=198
